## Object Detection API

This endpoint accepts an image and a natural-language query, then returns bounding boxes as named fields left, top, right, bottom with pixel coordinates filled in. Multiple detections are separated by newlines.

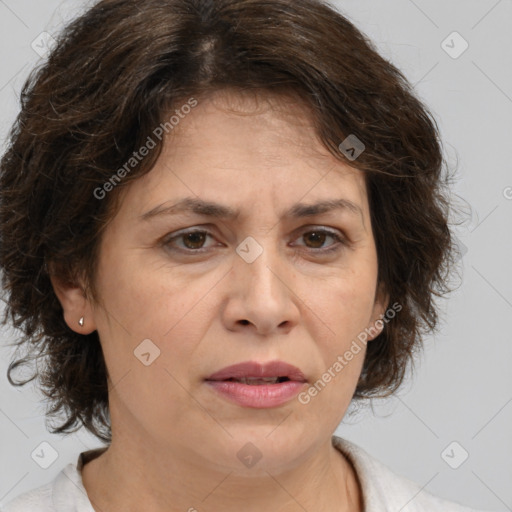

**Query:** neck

left=81, top=412, right=362, bottom=512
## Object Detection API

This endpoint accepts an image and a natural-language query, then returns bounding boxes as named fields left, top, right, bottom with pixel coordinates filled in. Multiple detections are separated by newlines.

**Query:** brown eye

left=303, top=231, right=328, bottom=249
left=294, top=228, right=347, bottom=254
left=163, top=229, right=216, bottom=253
left=181, top=231, right=208, bottom=250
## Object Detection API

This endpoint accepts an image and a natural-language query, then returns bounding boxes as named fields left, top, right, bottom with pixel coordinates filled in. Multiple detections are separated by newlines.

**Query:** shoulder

left=1, top=448, right=105, bottom=512
left=1, top=481, right=54, bottom=512
left=332, top=435, right=487, bottom=512
left=1, top=477, right=56, bottom=512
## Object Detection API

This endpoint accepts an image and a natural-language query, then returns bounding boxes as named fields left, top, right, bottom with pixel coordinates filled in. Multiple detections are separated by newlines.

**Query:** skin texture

left=52, top=90, right=389, bottom=512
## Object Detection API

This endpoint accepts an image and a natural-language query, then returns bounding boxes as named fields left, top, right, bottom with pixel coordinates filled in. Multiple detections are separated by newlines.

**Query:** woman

left=0, top=0, right=485, bottom=510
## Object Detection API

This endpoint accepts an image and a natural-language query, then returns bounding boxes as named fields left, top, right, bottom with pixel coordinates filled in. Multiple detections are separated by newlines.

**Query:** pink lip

left=205, top=380, right=307, bottom=408
left=205, top=360, right=307, bottom=408
left=205, top=360, right=307, bottom=382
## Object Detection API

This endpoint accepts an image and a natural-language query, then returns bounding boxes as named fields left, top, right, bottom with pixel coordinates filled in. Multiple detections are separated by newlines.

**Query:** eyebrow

left=140, top=197, right=364, bottom=222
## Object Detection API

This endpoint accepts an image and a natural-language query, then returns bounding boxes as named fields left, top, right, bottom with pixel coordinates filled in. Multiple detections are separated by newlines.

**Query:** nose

left=221, top=240, right=300, bottom=336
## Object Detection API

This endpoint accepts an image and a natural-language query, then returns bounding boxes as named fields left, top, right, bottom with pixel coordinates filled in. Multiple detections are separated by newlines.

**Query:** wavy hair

left=0, top=0, right=459, bottom=442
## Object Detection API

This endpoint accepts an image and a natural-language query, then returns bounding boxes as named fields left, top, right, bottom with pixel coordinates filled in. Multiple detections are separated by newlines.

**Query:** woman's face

left=80, top=90, right=387, bottom=473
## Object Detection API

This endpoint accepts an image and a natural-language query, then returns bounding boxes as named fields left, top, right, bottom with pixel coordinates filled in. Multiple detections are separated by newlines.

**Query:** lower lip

left=205, top=380, right=307, bottom=408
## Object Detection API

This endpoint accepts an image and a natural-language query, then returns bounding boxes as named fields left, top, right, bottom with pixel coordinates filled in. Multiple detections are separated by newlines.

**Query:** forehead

left=169, top=89, right=343, bottom=168
left=118, top=89, right=370, bottom=222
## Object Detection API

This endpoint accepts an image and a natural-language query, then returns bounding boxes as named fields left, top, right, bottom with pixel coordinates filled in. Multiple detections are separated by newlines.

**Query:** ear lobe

left=50, top=273, right=97, bottom=335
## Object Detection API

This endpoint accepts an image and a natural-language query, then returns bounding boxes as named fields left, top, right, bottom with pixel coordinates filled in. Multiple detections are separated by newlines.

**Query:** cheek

left=92, top=259, right=207, bottom=422
left=312, top=271, right=378, bottom=339
left=301, top=284, right=370, bottom=418
left=94, top=246, right=182, bottom=333
left=300, top=271, right=376, bottom=401
left=93, top=251, right=216, bottom=378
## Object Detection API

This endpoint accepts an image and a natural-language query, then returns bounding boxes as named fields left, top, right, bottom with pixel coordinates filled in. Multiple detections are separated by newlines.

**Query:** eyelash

left=161, top=227, right=348, bottom=255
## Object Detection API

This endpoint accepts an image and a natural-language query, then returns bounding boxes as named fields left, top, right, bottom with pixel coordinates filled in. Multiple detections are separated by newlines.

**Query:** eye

left=161, top=226, right=348, bottom=255
left=293, top=228, right=347, bottom=254
left=163, top=229, right=217, bottom=253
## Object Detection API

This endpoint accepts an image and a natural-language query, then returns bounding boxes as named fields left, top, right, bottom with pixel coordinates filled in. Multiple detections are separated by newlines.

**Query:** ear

left=368, top=281, right=390, bottom=341
left=50, top=272, right=97, bottom=335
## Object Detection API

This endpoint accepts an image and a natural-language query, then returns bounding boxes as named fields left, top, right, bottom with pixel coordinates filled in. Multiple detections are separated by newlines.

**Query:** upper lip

left=205, top=360, right=307, bottom=382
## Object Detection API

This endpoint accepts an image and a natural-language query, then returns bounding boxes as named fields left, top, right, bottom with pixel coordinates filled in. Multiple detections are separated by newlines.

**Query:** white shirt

left=2, top=435, right=485, bottom=511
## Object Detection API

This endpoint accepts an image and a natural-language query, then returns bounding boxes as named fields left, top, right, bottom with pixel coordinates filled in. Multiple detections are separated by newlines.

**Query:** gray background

left=0, top=0, right=511, bottom=510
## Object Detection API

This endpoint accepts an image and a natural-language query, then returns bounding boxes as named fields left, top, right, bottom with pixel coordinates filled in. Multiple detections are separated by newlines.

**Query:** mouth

left=205, top=360, right=307, bottom=383
left=204, top=360, right=307, bottom=408
left=217, top=376, right=292, bottom=385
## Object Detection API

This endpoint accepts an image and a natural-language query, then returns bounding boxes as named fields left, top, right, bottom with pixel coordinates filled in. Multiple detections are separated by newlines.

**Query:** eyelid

left=161, top=225, right=349, bottom=254
left=292, top=226, right=348, bottom=253
left=161, top=227, right=219, bottom=251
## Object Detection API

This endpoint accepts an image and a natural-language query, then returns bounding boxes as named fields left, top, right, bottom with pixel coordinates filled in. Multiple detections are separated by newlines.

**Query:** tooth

left=237, top=377, right=279, bottom=384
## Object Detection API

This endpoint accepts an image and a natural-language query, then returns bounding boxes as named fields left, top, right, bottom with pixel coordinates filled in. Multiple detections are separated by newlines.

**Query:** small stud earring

left=78, top=317, right=84, bottom=327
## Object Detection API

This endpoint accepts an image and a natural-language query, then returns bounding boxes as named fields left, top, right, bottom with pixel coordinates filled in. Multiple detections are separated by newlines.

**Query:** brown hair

left=0, top=0, right=459, bottom=443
